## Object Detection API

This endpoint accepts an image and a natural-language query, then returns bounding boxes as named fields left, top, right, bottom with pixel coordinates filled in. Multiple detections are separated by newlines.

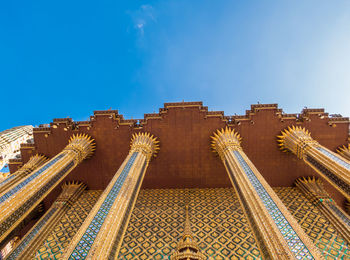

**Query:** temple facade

left=0, top=125, right=33, bottom=172
left=0, top=102, right=349, bottom=259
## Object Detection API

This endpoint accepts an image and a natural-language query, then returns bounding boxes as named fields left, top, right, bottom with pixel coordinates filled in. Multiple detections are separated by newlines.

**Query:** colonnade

left=0, top=127, right=348, bottom=259
left=278, top=126, right=350, bottom=201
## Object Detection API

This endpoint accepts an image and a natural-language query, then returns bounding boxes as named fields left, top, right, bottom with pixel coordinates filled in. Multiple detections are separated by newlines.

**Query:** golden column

left=277, top=126, right=350, bottom=200
left=0, top=134, right=95, bottom=243
left=170, top=206, right=206, bottom=260
left=211, top=127, right=323, bottom=260
left=295, top=177, right=350, bottom=244
left=62, top=132, right=159, bottom=260
left=5, top=181, right=86, bottom=260
left=337, top=144, right=350, bottom=161
left=0, top=154, right=47, bottom=194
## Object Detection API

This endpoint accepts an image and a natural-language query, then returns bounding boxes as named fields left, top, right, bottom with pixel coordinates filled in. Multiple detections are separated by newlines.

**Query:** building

left=0, top=102, right=350, bottom=259
left=0, top=125, right=33, bottom=172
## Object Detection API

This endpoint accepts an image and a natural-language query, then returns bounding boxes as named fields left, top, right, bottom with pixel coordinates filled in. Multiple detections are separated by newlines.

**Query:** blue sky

left=0, top=1, right=349, bottom=131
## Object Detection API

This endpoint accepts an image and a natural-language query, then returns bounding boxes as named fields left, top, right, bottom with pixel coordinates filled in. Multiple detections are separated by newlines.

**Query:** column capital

left=337, top=144, right=350, bottom=161
left=211, top=127, right=242, bottom=159
left=63, top=134, right=95, bottom=164
left=277, top=126, right=318, bottom=159
left=54, top=181, right=86, bottom=207
left=295, top=177, right=331, bottom=203
left=130, top=132, right=159, bottom=161
left=16, top=155, right=48, bottom=176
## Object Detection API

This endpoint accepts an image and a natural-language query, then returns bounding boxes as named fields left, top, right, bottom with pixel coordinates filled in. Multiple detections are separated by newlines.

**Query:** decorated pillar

left=295, top=177, right=350, bottom=244
left=211, top=127, right=323, bottom=259
left=5, top=181, right=86, bottom=260
left=170, top=206, right=206, bottom=260
left=0, top=154, right=47, bottom=195
left=277, top=126, right=350, bottom=200
left=337, top=144, right=350, bottom=161
left=0, top=134, right=95, bottom=243
left=62, top=132, right=159, bottom=260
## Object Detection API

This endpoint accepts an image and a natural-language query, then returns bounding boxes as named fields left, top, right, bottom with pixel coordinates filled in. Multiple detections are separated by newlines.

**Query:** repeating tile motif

left=275, top=187, right=350, bottom=259
left=326, top=202, right=350, bottom=226
left=316, top=147, right=350, bottom=170
left=32, top=187, right=350, bottom=259
left=0, top=154, right=65, bottom=204
left=68, top=152, right=138, bottom=259
left=33, top=190, right=102, bottom=260
left=118, top=188, right=261, bottom=260
left=306, top=155, right=350, bottom=195
left=0, top=174, right=16, bottom=188
left=7, top=207, right=58, bottom=260
left=0, top=161, right=74, bottom=238
left=233, top=151, right=313, bottom=259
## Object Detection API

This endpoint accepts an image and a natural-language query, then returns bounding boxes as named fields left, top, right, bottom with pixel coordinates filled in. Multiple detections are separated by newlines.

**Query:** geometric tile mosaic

left=118, top=188, right=261, bottom=260
left=274, top=187, right=350, bottom=260
left=233, top=151, right=312, bottom=259
left=33, top=190, right=102, bottom=260
left=30, top=187, right=350, bottom=259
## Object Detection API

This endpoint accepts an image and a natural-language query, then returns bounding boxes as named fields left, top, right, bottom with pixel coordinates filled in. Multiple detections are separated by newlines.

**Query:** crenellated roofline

left=33, top=102, right=349, bottom=135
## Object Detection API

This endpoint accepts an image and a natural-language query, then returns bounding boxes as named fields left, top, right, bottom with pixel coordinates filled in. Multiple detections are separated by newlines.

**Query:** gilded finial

left=170, top=205, right=206, bottom=260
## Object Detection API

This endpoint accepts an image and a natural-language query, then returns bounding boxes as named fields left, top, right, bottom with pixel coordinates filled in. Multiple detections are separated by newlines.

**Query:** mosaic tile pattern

left=326, top=202, right=350, bottom=226
left=0, top=174, right=16, bottom=188
left=118, top=188, right=261, bottom=260
left=33, top=190, right=102, bottom=260
left=28, top=188, right=350, bottom=259
left=109, top=162, right=147, bottom=259
left=233, top=151, right=313, bottom=259
left=306, top=155, right=350, bottom=195
left=316, top=147, right=350, bottom=170
left=7, top=207, right=58, bottom=260
left=0, top=154, right=65, bottom=204
left=275, top=187, right=350, bottom=259
left=68, top=152, right=138, bottom=259
left=0, top=161, right=74, bottom=238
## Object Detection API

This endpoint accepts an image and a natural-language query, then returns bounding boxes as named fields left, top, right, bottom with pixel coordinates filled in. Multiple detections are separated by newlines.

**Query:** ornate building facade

left=0, top=102, right=349, bottom=259
left=0, top=125, right=33, bottom=172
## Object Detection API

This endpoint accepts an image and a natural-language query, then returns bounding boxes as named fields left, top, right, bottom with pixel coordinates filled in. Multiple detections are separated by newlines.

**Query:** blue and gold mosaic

left=68, top=152, right=138, bottom=259
left=0, top=154, right=65, bottom=204
left=118, top=188, right=261, bottom=260
left=31, top=187, right=349, bottom=259
left=327, top=202, right=350, bottom=227
left=0, top=174, right=16, bottom=188
left=33, top=190, right=102, bottom=260
left=276, top=187, right=350, bottom=259
left=316, top=147, right=350, bottom=170
left=7, top=207, right=58, bottom=260
left=233, top=151, right=313, bottom=259
left=306, top=155, right=350, bottom=195
left=0, top=161, right=74, bottom=237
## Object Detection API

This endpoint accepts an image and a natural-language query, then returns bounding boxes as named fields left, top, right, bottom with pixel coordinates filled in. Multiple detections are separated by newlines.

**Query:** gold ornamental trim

left=211, top=127, right=242, bottom=159
left=130, top=132, right=159, bottom=161
left=277, top=126, right=317, bottom=159
left=64, top=134, right=96, bottom=164
left=337, top=144, right=350, bottom=161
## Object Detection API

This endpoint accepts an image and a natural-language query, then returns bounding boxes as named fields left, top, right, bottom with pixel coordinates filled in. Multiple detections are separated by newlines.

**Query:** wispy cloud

left=128, top=4, right=156, bottom=36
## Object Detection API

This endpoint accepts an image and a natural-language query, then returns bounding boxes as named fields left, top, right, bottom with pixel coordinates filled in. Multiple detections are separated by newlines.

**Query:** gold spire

left=170, top=206, right=206, bottom=260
